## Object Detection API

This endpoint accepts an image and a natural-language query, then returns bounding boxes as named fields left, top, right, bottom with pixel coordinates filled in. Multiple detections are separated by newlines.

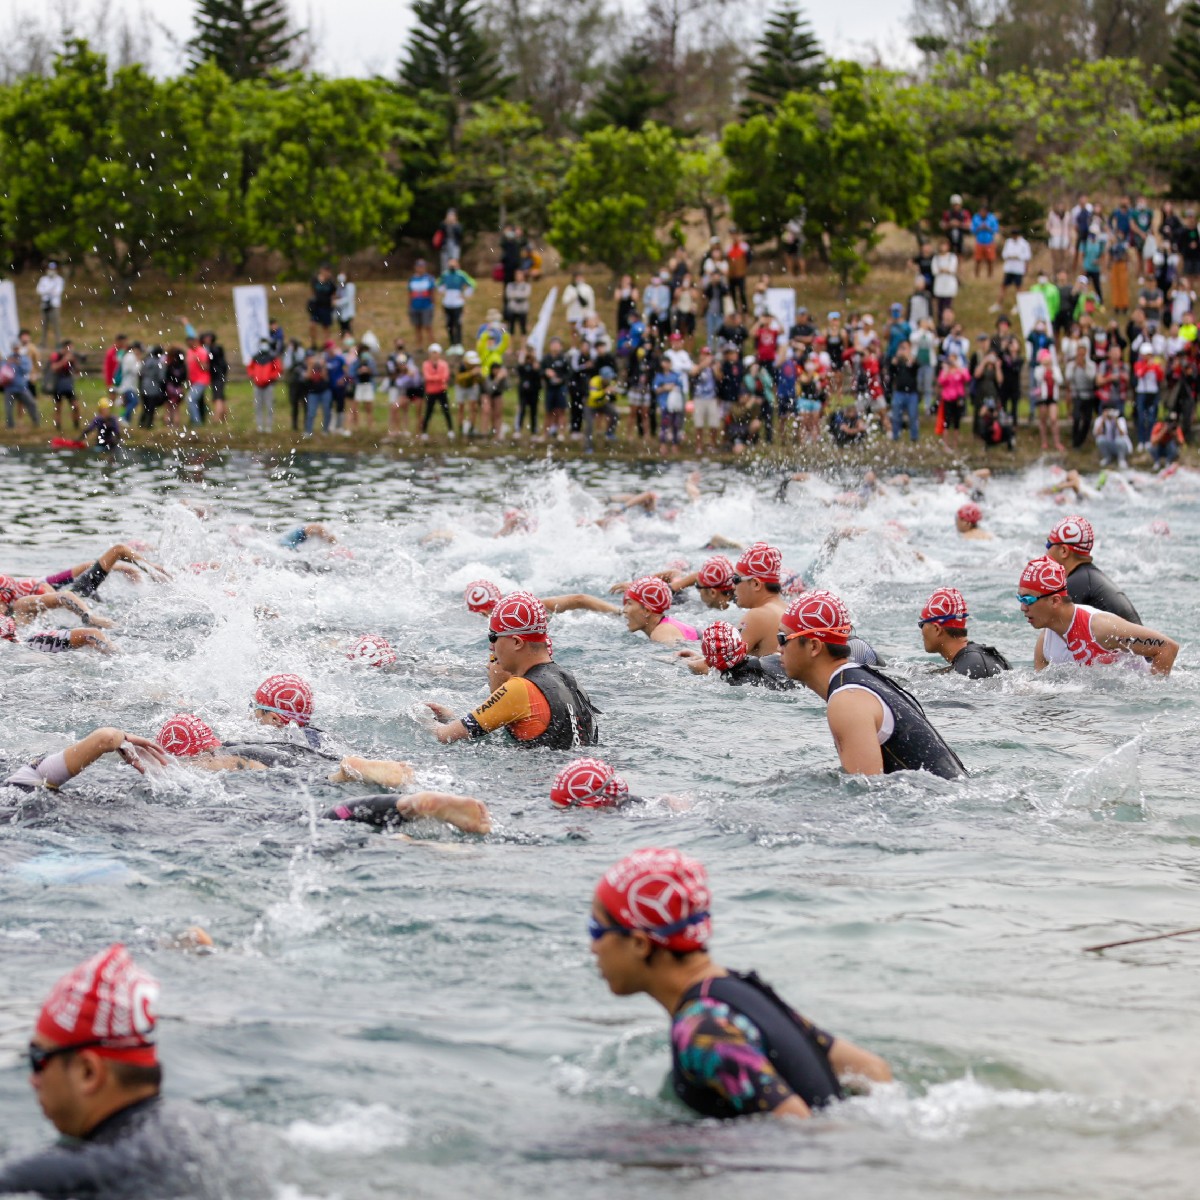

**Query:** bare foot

left=401, top=791, right=492, bottom=834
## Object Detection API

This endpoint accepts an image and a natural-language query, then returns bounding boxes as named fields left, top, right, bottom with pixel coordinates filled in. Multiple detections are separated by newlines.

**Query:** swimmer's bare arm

left=676, top=649, right=710, bottom=675
left=13, top=592, right=114, bottom=628
left=1092, top=613, right=1180, bottom=676
left=426, top=704, right=473, bottom=743
left=827, top=1037, right=893, bottom=1090
left=541, top=593, right=620, bottom=615
left=740, top=609, right=779, bottom=658
left=329, top=756, right=416, bottom=789
left=826, top=691, right=885, bottom=776
left=188, top=754, right=269, bottom=772
left=62, top=729, right=170, bottom=779
left=1033, top=630, right=1049, bottom=671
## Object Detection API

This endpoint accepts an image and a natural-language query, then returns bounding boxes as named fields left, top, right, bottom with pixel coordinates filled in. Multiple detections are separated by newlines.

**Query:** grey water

left=0, top=447, right=1198, bottom=1199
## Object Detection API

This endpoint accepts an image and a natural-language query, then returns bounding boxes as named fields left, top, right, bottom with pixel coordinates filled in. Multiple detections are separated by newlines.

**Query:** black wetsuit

left=320, top=794, right=415, bottom=829
left=948, top=641, right=1010, bottom=680
left=219, top=740, right=336, bottom=767
left=826, top=663, right=967, bottom=779
left=1066, top=561, right=1141, bottom=624
left=0, top=1096, right=270, bottom=1199
left=722, top=654, right=797, bottom=690
left=671, top=971, right=842, bottom=1118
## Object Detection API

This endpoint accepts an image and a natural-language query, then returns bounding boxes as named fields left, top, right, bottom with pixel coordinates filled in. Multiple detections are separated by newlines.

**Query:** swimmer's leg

left=399, top=792, right=492, bottom=834
left=330, top=756, right=417, bottom=788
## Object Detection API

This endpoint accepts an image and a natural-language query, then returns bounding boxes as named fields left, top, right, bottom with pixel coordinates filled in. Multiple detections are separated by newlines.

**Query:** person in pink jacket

left=936, top=352, right=971, bottom=450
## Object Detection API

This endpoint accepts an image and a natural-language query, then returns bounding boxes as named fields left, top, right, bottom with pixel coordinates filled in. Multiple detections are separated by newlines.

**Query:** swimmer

left=346, top=634, right=397, bottom=667
left=1044, top=515, right=1141, bottom=622
left=622, top=577, right=699, bottom=644
left=955, top=503, right=992, bottom=540
left=550, top=758, right=638, bottom=809
left=682, top=620, right=796, bottom=689
left=428, top=591, right=600, bottom=749
left=2, top=727, right=169, bottom=791
left=732, top=543, right=788, bottom=656
left=655, top=555, right=736, bottom=611
left=251, top=674, right=324, bottom=748
left=41, top=542, right=170, bottom=595
left=156, top=714, right=490, bottom=833
left=778, top=590, right=967, bottom=778
left=918, top=587, right=1010, bottom=679
left=279, top=522, right=338, bottom=549
left=957, top=466, right=991, bottom=502
left=0, top=614, right=113, bottom=653
left=0, top=576, right=113, bottom=628
left=1039, top=467, right=1088, bottom=500
left=589, top=847, right=892, bottom=1119
left=1017, top=557, right=1177, bottom=675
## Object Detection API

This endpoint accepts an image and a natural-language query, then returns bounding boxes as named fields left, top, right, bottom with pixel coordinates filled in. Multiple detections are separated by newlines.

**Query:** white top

left=827, top=661, right=893, bottom=744
left=931, top=253, right=959, bottom=297
left=36, top=273, right=64, bottom=307
left=1001, top=237, right=1032, bottom=275
left=120, top=349, right=142, bottom=386
left=334, top=281, right=356, bottom=320
left=664, top=348, right=694, bottom=393
left=563, top=282, right=596, bottom=324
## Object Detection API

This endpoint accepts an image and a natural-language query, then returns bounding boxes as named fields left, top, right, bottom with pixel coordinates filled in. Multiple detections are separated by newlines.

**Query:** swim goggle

left=1016, top=589, right=1064, bottom=606
left=777, top=624, right=852, bottom=646
left=918, top=613, right=968, bottom=628
left=587, top=910, right=710, bottom=942
left=250, top=700, right=310, bottom=726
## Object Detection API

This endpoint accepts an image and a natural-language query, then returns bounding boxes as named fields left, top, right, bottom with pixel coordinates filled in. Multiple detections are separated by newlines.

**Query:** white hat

left=743, top=354, right=756, bottom=367
left=950, top=194, right=963, bottom=206
left=428, top=342, right=443, bottom=353
left=465, top=350, right=481, bottom=364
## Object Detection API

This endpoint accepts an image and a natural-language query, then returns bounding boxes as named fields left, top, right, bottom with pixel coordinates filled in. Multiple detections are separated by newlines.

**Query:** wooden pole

left=1085, top=926, right=1200, bottom=953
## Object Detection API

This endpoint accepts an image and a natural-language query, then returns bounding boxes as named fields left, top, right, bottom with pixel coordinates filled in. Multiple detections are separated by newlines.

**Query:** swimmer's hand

left=676, top=649, right=710, bottom=676
left=608, top=580, right=631, bottom=594
left=116, top=735, right=170, bottom=773
left=426, top=702, right=457, bottom=722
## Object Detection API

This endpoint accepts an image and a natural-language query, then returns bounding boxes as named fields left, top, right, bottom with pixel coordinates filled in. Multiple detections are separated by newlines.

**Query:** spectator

left=1093, top=399, right=1132, bottom=468
left=540, top=335, right=569, bottom=441
left=671, top=274, right=698, bottom=347
left=1132, top=343, right=1165, bottom=450
left=138, top=345, right=167, bottom=429
left=653, top=358, right=686, bottom=455
left=1064, top=342, right=1097, bottom=448
left=909, top=276, right=932, bottom=327
left=1179, top=210, right=1200, bottom=279
left=307, top=265, right=336, bottom=346
left=931, top=239, right=960, bottom=322
left=325, top=340, right=348, bottom=432
left=267, top=316, right=285, bottom=356
left=1169, top=276, right=1195, bottom=328
left=246, top=337, right=282, bottom=434
left=936, top=351, right=970, bottom=450
left=941, top=194, right=971, bottom=257
left=970, top=335, right=1001, bottom=412
left=690, top=345, right=722, bottom=454
left=1047, top=201, right=1071, bottom=275
left=349, top=340, right=375, bottom=434
left=641, top=273, right=671, bottom=332
left=829, top=400, right=867, bottom=447
left=1081, top=222, right=1108, bottom=300
left=1137, top=275, right=1164, bottom=325
left=163, top=344, right=186, bottom=428
left=912, top=317, right=937, bottom=414
left=741, top=356, right=776, bottom=444
left=1070, top=193, right=1093, bottom=270
left=889, top=339, right=920, bottom=442
left=1149, top=409, right=1184, bottom=469
left=504, top=268, right=532, bottom=336
left=103, top=333, right=127, bottom=392
left=1031, top=348, right=1064, bottom=452
left=1073, top=274, right=1103, bottom=323
left=998, top=335, right=1024, bottom=425
left=515, top=346, right=541, bottom=439
left=482, top=360, right=507, bottom=439
left=702, top=269, right=729, bottom=348
left=408, top=258, right=436, bottom=350
left=48, top=339, right=80, bottom=431
left=563, top=271, right=596, bottom=327
left=2, top=343, right=36, bottom=428
left=118, top=341, right=142, bottom=424
left=750, top=312, right=781, bottom=371
left=583, top=365, right=619, bottom=452
left=971, top=203, right=999, bottom=280
left=303, top=350, right=332, bottom=437
left=1108, top=230, right=1132, bottom=316
left=35, top=261, right=64, bottom=347
left=283, top=338, right=308, bottom=431
left=727, top=227, right=751, bottom=311
left=781, top=217, right=805, bottom=276
left=998, top=228, right=1032, bottom=311
left=437, top=258, right=475, bottom=348
left=615, top=274, right=639, bottom=333
left=203, top=331, right=228, bottom=422
left=1053, top=271, right=1075, bottom=340
left=434, top=207, right=463, bottom=272
left=499, top=223, right=521, bottom=284
left=912, top=240, right=934, bottom=292
left=1095, top=344, right=1130, bottom=416
left=334, top=273, right=356, bottom=337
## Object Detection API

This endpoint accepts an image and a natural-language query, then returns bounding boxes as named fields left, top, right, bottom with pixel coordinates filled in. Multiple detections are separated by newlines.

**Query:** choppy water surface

left=1, top=447, right=1198, bottom=1199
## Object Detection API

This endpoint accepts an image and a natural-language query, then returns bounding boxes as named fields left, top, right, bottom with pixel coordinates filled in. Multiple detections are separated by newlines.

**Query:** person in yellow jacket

left=476, top=308, right=511, bottom=377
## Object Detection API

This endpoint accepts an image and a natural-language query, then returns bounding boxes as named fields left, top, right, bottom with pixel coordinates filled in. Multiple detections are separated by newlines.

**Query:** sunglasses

left=27, top=1040, right=104, bottom=1073
left=588, top=917, right=629, bottom=942
left=487, top=631, right=500, bottom=644
left=776, top=630, right=806, bottom=647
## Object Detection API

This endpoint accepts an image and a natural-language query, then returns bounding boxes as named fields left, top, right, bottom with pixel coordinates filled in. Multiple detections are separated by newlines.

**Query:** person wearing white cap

left=36, top=261, right=64, bottom=348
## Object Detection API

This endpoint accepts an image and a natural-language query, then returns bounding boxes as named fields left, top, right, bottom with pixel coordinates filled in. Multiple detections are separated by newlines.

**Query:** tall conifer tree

left=1168, top=0, right=1200, bottom=109
left=740, top=5, right=823, bottom=118
left=188, top=0, right=301, bottom=79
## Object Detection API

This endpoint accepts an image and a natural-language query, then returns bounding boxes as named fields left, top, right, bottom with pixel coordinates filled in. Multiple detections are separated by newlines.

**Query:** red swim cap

left=595, top=848, right=712, bottom=952
left=665, top=557, right=690, bottom=572
left=956, top=503, right=982, bottom=527
left=157, top=713, right=221, bottom=757
left=550, top=758, right=630, bottom=808
left=0, top=615, right=15, bottom=642
left=0, top=575, right=49, bottom=606
left=36, top=944, right=159, bottom=1067
left=1019, top=556, right=1067, bottom=596
left=254, top=674, right=315, bottom=726
left=488, top=590, right=548, bottom=640
left=782, top=571, right=807, bottom=597
left=346, top=634, right=397, bottom=667
left=780, top=589, right=853, bottom=645
left=1047, top=515, right=1094, bottom=555
left=921, top=587, right=969, bottom=630
left=464, top=580, right=501, bottom=614
left=696, top=555, right=735, bottom=591
left=735, top=542, right=782, bottom=584
left=624, top=576, right=673, bottom=615
left=701, top=621, right=747, bottom=671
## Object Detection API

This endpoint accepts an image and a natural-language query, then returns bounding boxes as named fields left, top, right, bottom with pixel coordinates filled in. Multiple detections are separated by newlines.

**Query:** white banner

left=1015, top=289, right=1051, bottom=339
left=233, top=284, right=269, bottom=366
left=527, top=286, right=558, bottom=360
left=0, top=280, right=19, bottom=356
left=765, top=287, right=796, bottom=338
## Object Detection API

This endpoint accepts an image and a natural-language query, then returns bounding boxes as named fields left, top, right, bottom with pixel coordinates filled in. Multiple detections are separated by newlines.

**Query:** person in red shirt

left=184, top=335, right=210, bottom=425
left=420, top=343, right=453, bottom=439
left=102, top=334, right=127, bottom=390
left=751, top=312, right=781, bottom=369
left=726, top=228, right=751, bottom=312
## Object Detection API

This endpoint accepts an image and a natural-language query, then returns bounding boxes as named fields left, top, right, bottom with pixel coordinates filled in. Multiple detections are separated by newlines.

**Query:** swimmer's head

left=0, top=575, right=49, bottom=605
left=551, top=758, right=629, bottom=809
left=956, top=502, right=982, bottom=531
left=734, top=542, right=782, bottom=587
left=623, top=577, right=673, bottom=628
left=593, top=848, right=712, bottom=958
left=0, top=614, right=16, bottom=641
left=1017, top=557, right=1068, bottom=630
left=701, top=621, right=747, bottom=672
left=488, top=592, right=550, bottom=663
left=779, top=591, right=854, bottom=678
left=1046, top=514, right=1094, bottom=559
left=464, top=580, right=502, bottom=614
left=157, top=713, right=221, bottom=757
left=919, top=587, right=969, bottom=652
left=1150, top=519, right=1171, bottom=537
left=253, top=674, right=315, bottom=728
left=346, top=634, right=397, bottom=668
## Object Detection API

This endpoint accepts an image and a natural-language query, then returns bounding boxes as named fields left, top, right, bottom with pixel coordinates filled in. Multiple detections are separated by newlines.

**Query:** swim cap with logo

left=254, top=674, right=315, bottom=726
left=157, top=713, right=222, bottom=757
left=464, top=580, right=502, bottom=614
left=346, top=634, right=397, bottom=667
left=0, top=575, right=48, bottom=606
left=624, top=576, right=673, bottom=615
left=594, top=847, right=712, bottom=952
left=35, top=944, right=160, bottom=1067
left=735, top=542, right=782, bottom=585
left=0, top=614, right=15, bottom=641
left=701, top=621, right=748, bottom=671
left=1047, top=515, right=1094, bottom=556
left=550, top=758, right=630, bottom=809
left=488, top=590, right=548, bottom=640
left=779, top=590, right=853, bottom=645
left=1019, top=556, right=1067, bottom=596
left=920, top=587, right=969, bottom=630
left=956, top=503, right=982, bottom=527
left=696, top=556, right=735, bottom=591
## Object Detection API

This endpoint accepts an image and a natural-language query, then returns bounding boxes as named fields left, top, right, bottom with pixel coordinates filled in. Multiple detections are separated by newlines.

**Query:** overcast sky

left=1, top=0, right=916, bottom=78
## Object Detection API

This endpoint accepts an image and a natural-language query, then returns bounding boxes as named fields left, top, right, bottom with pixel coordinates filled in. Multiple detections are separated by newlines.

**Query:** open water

left=0, top=448, right=1197, bottom=1199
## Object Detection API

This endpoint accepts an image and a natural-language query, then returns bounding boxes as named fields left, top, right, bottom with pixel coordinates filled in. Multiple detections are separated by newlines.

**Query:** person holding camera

left=1149, top=409, right=1184, bottom=470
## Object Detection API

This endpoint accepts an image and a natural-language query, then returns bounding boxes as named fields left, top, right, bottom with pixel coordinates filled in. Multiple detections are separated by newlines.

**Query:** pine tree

left=580, top=47, right=675, bottom=133
left=1168, top=0, right=1200, bottom=110
left=400, top=0, right=509, bottom=145
left=188, top=0, right=301, bottom=80
left=739, top=5, right=824, bottom=118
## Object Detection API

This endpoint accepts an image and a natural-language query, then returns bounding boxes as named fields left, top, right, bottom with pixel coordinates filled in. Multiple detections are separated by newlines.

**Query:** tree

left=548, top=122, right=683, bottom=273
left=678, top=136, right=728, bottom=240
left=188, top=0, right=302, bottom=80
left=580, top=45, right=675, bottom=132
left=243, top=79, right=414, bottom=269
left=400, top=0, right=508, bottom=146
left=724, top=63, right=930, bottom=294
left=740, top=5, right=823, bottom=117
left=1168, top=0, right=1200, bottom=109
